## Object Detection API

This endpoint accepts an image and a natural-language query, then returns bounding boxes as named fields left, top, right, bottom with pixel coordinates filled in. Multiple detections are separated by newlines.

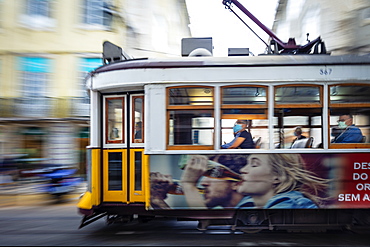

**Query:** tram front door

left=102, top=93, right=147, bottom=203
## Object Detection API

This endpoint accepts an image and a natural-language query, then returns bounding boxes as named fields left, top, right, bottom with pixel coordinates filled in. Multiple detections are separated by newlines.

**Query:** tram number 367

left=319, top=68, right=333, bottom=75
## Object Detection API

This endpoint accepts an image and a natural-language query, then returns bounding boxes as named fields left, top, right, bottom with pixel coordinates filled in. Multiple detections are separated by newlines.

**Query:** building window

left=19, top=0, right=56, bottom=30
left=78, top=58, right=102, bottom=99
left=71, top=58, right=101, bottom=116
left=167, top=86, right=214, bottom=149
left=26, top=0, right=52, bottom=17
left=82, top=0, right=113, bottom=29
left=17, top=57, right=52, bottom=116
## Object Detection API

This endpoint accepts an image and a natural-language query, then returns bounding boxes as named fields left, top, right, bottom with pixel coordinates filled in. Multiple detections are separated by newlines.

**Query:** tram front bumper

left=78, top=191, right=93, bottom=214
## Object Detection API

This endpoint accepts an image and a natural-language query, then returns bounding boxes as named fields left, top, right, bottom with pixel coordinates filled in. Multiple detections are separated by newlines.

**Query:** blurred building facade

left=273, top=0, right=370, bottom=55
left=0, top=0, right=190, bottom=176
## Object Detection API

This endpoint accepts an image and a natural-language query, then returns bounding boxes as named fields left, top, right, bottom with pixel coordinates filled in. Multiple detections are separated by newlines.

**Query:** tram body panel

left=89, top=56, right=370, bottom=92
left=145, top=84, right=167, bottom=152
left=91, top=65, right=370, bottom=91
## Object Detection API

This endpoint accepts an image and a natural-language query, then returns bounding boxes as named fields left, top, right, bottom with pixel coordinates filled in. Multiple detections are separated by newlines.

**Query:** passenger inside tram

left=134, top=121, right=142, bottom=140
left=332, top=114, right=364, bottom=143
left=221, top=120, right=255, bottom=149
left=290, top=127, right=307, bottom=148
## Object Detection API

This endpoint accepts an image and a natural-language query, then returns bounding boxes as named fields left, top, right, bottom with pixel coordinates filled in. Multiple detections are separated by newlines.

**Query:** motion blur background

left=0, top=0, right=369, bottom=187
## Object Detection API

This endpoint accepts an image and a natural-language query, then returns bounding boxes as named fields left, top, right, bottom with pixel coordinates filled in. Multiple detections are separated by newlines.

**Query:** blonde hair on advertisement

left=268, top=153, right=329, bottom=206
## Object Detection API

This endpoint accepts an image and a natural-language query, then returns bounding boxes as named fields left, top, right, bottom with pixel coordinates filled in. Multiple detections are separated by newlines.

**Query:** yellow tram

left=77, top=38, right=370, bottom=231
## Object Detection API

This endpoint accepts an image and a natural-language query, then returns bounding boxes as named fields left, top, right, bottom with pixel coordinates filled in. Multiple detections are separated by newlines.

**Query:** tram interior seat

left=253, top=137, right=262, bottom=149
left=291, top=137, right=314, bottom=148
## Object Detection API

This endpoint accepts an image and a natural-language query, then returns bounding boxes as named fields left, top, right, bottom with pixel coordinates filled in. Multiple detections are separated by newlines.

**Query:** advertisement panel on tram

left=149, top=153, right=370, bottom=210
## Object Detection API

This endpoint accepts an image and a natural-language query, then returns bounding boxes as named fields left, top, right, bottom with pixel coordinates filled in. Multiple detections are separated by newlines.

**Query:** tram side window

left=329, top=84, right=370, bottom=148
left=221, top=86, right=268, bottom=149
left=274, top=85, right=323, bottom=149
left=132, top=96, right=144, bottom=143
left=167, top=86, right=214, bottom=149
left=105, top=97, right=125, bottom=144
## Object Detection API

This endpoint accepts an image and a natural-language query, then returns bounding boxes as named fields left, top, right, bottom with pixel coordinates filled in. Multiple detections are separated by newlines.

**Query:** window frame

left=161, top=82, right=370, bottom=152
left=274, top=84, right=323, bottom=109
left=273, top=84, right=324, bottom=149
left=25, top=0, right=52, bottom=17
left=104, top=96, right=126, bottom=145
left=81, top=0, right=113, bottom=30
left=221, top=85, right=268, bottom=120
left=18, top=57, right=51, bottom=116
left=166, top=86, right=215, bottom=150
left=131, top=95, right=145, bottom=145
left=328, top=83, right=370, bottom=149
left=19, top=0, right=56, bottom=30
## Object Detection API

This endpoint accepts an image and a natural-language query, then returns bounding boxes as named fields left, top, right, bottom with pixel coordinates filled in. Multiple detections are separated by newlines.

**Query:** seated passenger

left=332, top=114, right=363, bottom=143
left=290, top=127, right=307, bottom=148
left=330, top=127, right=342, bottom=143
left=221, top=120, right=255, bottom=149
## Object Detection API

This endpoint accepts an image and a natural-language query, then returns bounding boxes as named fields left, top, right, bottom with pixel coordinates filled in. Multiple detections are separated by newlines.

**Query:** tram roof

left=93, top=54, right=370, bottom=74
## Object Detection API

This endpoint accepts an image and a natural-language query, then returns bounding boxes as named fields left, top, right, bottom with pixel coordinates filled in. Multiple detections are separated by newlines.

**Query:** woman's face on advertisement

left=237, top=154, right=278, bottom=196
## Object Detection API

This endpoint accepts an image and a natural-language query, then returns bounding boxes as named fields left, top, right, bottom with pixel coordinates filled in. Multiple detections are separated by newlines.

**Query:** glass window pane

left=274, top=108, right=322, bottom=149
left=330, top=85, right=370, bottom=104
left=221, top=119, right=268, bottom=149
left=27, top=0, right=50, bottom=17
left=108, top=152, right=122, bottom=190
left=133, top=97, right=144, bottom=143
left=329, top=108, right=370, bottom=144
left=222, top=86, right=266, bottom=105
left=222, top=108, right=266, bottom=116
left=106, top=98, right=124, bottom=143
left=84, top=0, right=104, bottom=25
left=283, top=116, right=309, bottom=126
left=168, top=110, right=213, bottom=145
left=134, top=151, right=142, bottom=191
left=169, top=87, right=213, bottom=106
left=275, top=86, right=321, bottom=104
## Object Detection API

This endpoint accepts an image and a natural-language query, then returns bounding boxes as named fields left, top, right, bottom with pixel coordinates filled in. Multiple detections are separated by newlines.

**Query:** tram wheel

left=236, top=211, right=268, bottom=234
